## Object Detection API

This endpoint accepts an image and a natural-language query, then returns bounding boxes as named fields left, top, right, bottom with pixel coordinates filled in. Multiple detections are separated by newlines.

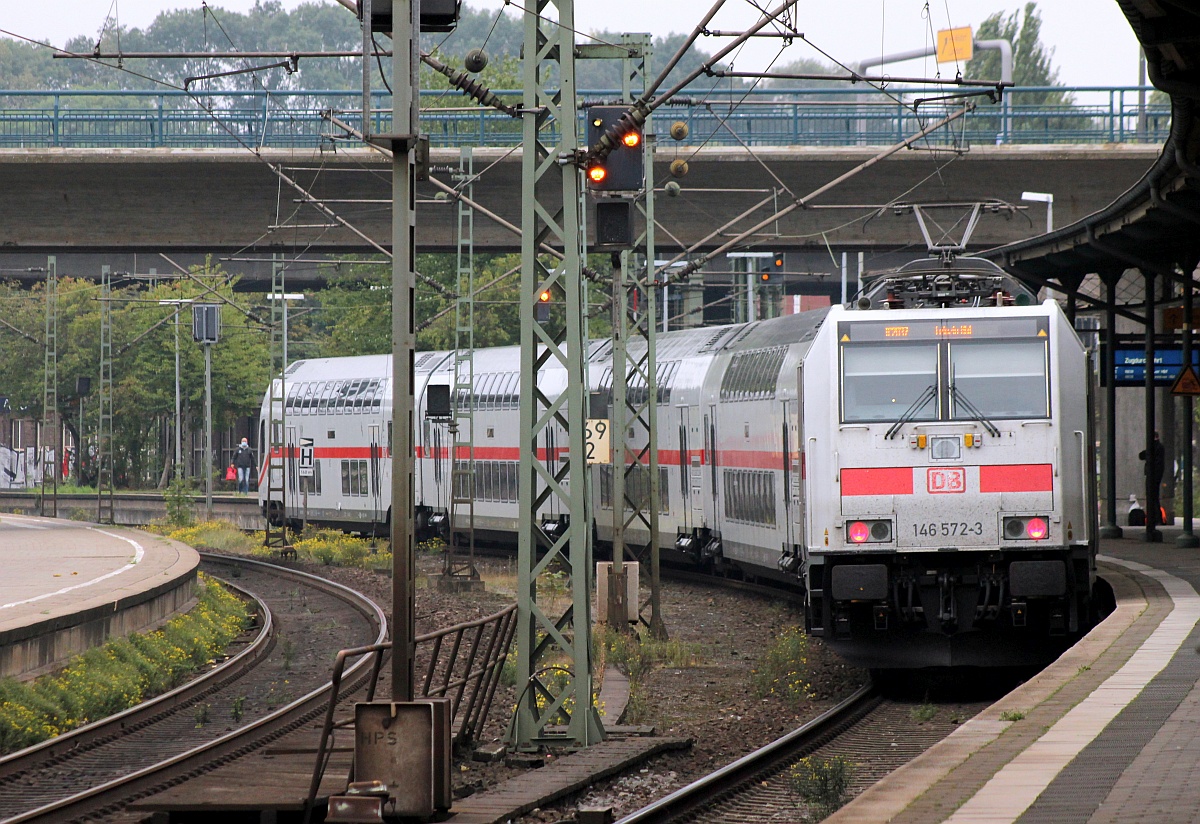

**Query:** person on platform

left=233, top=438, right=256, bottom=494
left=1139, top=431, right=1166, bottom=526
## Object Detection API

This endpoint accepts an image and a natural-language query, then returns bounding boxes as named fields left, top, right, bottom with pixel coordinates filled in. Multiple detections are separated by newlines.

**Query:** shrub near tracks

left=0, top=574, right=249, bottom=753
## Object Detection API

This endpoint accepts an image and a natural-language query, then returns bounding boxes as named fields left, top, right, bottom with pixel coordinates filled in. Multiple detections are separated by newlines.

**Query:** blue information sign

left=1113, top=348, right=1200, bottom=385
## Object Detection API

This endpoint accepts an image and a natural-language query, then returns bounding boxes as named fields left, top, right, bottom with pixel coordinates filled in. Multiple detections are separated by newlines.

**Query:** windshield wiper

left=885, top=384, right=936, bottom=440
left=949, top=383, right=1001, bottom=437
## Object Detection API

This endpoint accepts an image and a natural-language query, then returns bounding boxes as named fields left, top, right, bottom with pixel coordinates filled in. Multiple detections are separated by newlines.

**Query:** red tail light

left=1026, top=517, right=1048, bottom=540
left=848, top=521, right=870, bottom=543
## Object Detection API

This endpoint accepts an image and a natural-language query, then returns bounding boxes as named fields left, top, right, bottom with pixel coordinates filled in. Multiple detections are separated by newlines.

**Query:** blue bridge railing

left=0, top=86, right=1171, bottom=150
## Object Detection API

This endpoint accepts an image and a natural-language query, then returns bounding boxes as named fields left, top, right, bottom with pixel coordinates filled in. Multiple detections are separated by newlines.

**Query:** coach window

left=841, top=343, right=938, bottom=423
left=949, top=340, right=1049, bottom=419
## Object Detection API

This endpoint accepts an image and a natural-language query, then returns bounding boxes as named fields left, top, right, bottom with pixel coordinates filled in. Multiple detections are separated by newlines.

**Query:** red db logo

left=927, top=467, right=966, bottom=494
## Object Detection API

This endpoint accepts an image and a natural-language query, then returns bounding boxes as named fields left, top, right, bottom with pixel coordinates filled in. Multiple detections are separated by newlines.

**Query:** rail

left=0, top=86, right=1170, bottom=149
left=305, top=602, right=517, bottom=818
left=616, top=683, right=878, bottom=823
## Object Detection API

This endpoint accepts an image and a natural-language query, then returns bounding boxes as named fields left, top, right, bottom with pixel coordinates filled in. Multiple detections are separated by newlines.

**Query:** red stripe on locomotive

left=840, top=467, right=914, bottom=496
left=978, top=463, right=1053, bottom=493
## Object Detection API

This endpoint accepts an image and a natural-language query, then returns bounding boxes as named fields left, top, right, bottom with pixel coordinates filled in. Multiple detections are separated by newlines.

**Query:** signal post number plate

left=927, top=467, right=965, bottom=493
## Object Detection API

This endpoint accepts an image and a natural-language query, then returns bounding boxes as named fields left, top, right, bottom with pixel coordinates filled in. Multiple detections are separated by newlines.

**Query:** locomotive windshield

left=838, top=317, right=1050, bottom=424
left=841, top=343, right=938, bottom=423
left=949, top=341, right=1049, bottom=419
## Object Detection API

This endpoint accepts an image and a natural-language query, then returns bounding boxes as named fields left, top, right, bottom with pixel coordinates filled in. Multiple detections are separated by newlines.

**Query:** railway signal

left=585, top=106, right=644, bottom=193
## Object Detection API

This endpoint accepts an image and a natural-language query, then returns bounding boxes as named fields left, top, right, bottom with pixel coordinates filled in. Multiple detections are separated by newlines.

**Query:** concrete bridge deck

left=0, top=144, right=1161, bottom=260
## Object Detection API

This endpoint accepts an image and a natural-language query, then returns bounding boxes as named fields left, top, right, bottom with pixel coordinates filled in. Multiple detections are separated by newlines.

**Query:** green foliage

left=290, top=528, right=381, bottom=569
left=911, top=702, right=937, bottom=723
left=0, top=266, right=276, bottom=490
left=790, top=755, right=854, bottom=815
left=594, top=626, right=704, bottom=724
left=0, top=575, right=248, bottom=753
left=167, top=520, right=258, bottom=554
left=0, top=3, right=724, bottom=95
left=964, top=3, right=1076, bottom=139
left=967, top=3, right=1061, bottom=88
left=164, top=479, right=197, bottom=528
left=751, top=625, right=816, bottom=701
left=999, top=709, right=1026, bottom=722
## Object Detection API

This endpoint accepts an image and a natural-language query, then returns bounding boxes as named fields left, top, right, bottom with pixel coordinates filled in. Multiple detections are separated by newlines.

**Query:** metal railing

left=305, top=601, right=517, bottom=816
left=0, top=86, right=1171, bottom=149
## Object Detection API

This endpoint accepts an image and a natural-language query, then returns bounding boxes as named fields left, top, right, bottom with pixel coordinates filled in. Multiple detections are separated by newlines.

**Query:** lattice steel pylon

left=263, top=255, right=289, bottom=552
left=510, top=0, right=604, bottom=749
left=39, top=256, right=57, bottom=518
left=445, top=146, right=480, bottom=585
left=97, top=265, right=114, bottom=524
left=604, top=34, right=666, bottom=640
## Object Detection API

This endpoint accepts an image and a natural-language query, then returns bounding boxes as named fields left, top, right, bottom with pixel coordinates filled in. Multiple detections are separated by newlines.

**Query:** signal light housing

left=585, top=105, right=645, bottom=192
left=1003, top=516, right=1050, bottom=541
left=845, top=519, right=893, bottom=544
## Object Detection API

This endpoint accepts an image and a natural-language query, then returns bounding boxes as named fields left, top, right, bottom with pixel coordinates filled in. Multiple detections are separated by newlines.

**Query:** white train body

left=259, top=258, right=1096, bottom=668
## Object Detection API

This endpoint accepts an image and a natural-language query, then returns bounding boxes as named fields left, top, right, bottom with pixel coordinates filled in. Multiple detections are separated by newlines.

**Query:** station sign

left=298, top=437, right=314, bottom=477
left=1110, top=347, right=1200, bottom=386
left=936, top=27, right=973, bottom=64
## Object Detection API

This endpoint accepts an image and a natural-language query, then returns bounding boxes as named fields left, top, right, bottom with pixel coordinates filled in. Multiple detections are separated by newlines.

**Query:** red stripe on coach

left=978, top=464, right=1053, bottom=493
left=841, top=467, right=913, bottom=496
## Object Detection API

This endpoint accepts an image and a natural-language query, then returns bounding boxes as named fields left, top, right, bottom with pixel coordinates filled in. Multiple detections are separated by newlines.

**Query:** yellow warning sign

left=1037, top=329, right=1047, bottom=337
left=936, top=26, right=973, bottom=64
left=840, top=333, right=850, bottom=342
left=1171, top=365, right=1200, bottom=396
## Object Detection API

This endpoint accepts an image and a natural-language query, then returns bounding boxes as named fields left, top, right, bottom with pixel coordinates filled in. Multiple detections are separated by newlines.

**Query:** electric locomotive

left=257, top=256, right=1096, bottom=669
left=800, top=257, right=1096, bottom=667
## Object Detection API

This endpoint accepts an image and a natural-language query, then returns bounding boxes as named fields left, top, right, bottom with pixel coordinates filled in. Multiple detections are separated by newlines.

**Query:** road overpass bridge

left=0, top=143, right=1162, bottom=264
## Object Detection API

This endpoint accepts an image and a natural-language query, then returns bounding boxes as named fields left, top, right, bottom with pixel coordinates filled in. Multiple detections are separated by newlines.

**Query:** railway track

left=0, top=554, right=387, bottom=824
left=616, top=684, right=996, bottom=823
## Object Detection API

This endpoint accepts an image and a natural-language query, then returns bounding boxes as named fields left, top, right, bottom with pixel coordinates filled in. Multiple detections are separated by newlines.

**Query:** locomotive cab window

left=949, top=341, right=1049, bottom=419
left=841, top=343, right=938, bottom=423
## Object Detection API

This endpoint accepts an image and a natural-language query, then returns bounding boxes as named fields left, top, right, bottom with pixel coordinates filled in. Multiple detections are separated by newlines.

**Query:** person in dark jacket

left=1139, top=431, right=1166, bottom=526
left=233, top=438, right=256, bottom=494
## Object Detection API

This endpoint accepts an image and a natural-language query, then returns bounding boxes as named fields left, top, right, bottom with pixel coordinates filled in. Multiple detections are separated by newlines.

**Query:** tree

left=963, top=3, right=1075, bottom=141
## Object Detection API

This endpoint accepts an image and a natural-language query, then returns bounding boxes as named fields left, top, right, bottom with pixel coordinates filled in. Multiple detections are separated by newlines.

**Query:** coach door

left=369, top=424, right=382, bottom=528
left=706, top=407, right=721, bottom=530
left=678, top=406, right=701, bottom=531
left=791, top=366, right=805, bottom=548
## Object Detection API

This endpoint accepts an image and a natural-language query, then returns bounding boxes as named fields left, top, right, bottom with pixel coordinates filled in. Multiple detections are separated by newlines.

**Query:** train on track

left=258, top=256, right=1097, bottom=668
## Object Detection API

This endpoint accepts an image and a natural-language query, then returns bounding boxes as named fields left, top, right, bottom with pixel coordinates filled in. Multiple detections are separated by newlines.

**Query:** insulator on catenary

left=421, top=53, right=517, bottom=117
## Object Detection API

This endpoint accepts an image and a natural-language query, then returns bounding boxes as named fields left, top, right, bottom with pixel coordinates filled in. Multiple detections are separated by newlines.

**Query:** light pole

left=267, top=293, right=305, bottom=367
left=192, top=304, right=220, bottom=520
left=728, top=252, right=772, bottom=323
left=159, top=299, right=193, bottom=481
left=1021, top=191, right=1054, bottom=234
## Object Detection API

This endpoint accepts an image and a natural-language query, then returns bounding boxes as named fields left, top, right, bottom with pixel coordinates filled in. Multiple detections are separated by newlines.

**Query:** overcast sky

left=3, top=1, right=1142, bottom=88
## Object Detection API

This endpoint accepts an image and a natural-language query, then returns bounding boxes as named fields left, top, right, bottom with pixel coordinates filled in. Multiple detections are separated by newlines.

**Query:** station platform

left=831, top=529, right=1200, bottom=823
left=0, top=513, right=200, bottom=680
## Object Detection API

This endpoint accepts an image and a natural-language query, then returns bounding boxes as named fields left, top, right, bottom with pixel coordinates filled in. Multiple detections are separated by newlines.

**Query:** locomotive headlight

left=1003, top=516, right=1049, bottom=541
left=846, top=519, right=893, bottom=544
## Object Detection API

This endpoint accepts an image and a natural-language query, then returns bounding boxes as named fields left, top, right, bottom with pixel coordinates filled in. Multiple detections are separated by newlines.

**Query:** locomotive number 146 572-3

left=912, top=521, right=984, bottom=537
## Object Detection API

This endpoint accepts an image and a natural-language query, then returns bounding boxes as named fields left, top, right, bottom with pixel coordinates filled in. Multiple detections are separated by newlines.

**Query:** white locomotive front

left=800, top=260, right=1097, bottom=667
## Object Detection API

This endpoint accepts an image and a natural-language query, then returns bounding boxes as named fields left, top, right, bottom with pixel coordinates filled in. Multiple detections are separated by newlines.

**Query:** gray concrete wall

left=0, top=144, right=1160, bottom=255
